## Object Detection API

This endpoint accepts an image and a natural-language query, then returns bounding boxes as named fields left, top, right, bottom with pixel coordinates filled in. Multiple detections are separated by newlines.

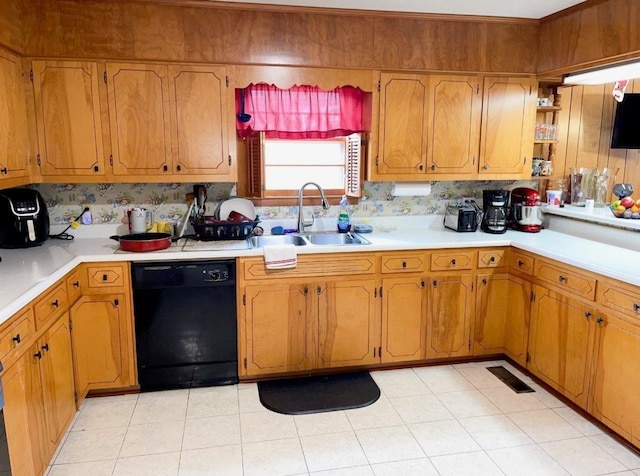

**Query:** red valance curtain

left=235, top=84, right=369, bottom=139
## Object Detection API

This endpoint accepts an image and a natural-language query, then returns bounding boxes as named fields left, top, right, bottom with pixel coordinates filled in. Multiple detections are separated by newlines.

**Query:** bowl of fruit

left=611, top=183, right=640, bottom=219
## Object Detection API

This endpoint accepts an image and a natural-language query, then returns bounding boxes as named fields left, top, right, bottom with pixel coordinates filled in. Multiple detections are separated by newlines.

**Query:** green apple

left=612, top=200, right=621, bottom=208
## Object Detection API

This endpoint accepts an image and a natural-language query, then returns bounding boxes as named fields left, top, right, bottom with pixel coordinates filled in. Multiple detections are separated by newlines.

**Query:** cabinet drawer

left=430, top=251, right=474, bottom=271
left=33, top=281, right=69, bottom=330
left=66, top=267, right=84, bottom=304
left=477, top=249, right=506, bottom=268
left=0, top=308, right=35, bottom=363
left=534, top=260, right=596, bottom=300
left=381, top=253, right=427, bottom=274
left=86, top=264, right=126, bottom=289
left=597, top=280, right=640, bottom=318
left=510, top=251, right=534, bottom=275
left=241, top=254, right=377, bottom=280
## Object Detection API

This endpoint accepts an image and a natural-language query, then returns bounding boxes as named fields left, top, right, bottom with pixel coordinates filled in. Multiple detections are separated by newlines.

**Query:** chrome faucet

left=297, top=182, right=330, bottom=232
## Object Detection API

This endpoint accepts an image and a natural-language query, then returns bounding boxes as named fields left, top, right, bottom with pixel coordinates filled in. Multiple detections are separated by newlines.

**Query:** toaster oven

left=443, top=203, right=480, bottom=232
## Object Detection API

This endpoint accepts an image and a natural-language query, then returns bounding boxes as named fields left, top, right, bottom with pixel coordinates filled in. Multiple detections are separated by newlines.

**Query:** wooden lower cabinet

left=381, top=276, right=426, bottom=363
left=317, top=279, right=379, bottom=368
left=3, top=345, right=46, bottom=476
left=69, top=293, right=135, bottom=404
left=3, top=313, right=75, bottom=476
left=528, top=285, right=595, bottom=409
left=241, top=278, right=379, bottom=376
left=590, top=313, right=640, bottom=447
left=39, top=315, right=76, bottom=452
left=242, top=283, right=314, bottom=376
left=426, top=274, right=474, bottom=359
left=474, top=274, right=531, bottom=366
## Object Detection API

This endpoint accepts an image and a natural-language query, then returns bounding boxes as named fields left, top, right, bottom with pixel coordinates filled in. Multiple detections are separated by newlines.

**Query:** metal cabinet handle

left=490, top=256, right=495, bottom=262
left=558, top=275, right=566, bottom=283
left=451, top=259, right=456, bottom=265
left=518, top=260, right=524, bottom=267
left=430, top=164, right=436, bottom=171
left=73, top=281, right=80, bottom=288
left=402, top=261, right=407, bottom=268
left=52, top=299, right=59, bottom=307
left=12, top=333, right=21, bottom=344
left=634, top=303, right=640, bottom=313
left=34, top=351, right=42, bottom=359
left=483, top=164, right=489, bottom=170
left=41, top=343, right=49, bottom=352
left=596, top=317, right=604, bottom=324
left=584, top=311, right=592, bottom=320
left=102, top=274, right=108, bottom=281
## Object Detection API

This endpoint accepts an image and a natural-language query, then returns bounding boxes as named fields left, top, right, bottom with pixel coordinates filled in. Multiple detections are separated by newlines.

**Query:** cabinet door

left=376, top=73, right=429, bottom=179
left=474, top=273, right=531, bottom=366
left=503, top=275, right=532, bottom=367
left=70, top=294, right=133, bottom=403
left=381, top=277, right=426, bottom=363
left=590, top=314, right=640, bottom=447
left=426, top=274, right=474, bottom=359
left=0, top=50, right=30, bottom=182
left=32, top=60, right=106, bottom=177
left=168, top=65, right=233, bottom=178
left=426, top=75, right=482, bottom=176
left=474, top=274, right=509, bottom=355
left=242, top=284, right=314, bottom=376
left=3, top=345, right=46, bottom=476
left=479, top=76, right=536, bottom=176
left=39, top=314, right=76, bottom=451
left=528, top=285, right=595, bottom=408
left=106, top=63, right=172, bottom=176
left=317, top=279, right=379, bottom=368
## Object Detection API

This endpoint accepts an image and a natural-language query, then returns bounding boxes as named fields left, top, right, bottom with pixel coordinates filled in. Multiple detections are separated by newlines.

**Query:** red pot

left=110, top=233, right=172, bottom=252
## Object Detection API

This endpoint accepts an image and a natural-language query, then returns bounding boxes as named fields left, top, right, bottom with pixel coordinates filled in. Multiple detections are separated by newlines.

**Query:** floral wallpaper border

left=33, top=181, right=538, bottom=226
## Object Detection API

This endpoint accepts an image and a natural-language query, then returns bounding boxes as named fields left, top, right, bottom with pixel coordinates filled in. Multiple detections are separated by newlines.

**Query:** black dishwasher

left=132, top=260, right=238, bottom=391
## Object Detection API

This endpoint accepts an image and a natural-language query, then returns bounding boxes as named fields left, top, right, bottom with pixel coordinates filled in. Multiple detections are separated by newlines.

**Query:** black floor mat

left=487, top=366, right=535, bottom=393
left=257, top=371, right=381, bottom=415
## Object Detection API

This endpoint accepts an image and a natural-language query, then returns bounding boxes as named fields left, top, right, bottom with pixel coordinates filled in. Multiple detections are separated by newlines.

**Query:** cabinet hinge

left=476, top=84, right=480, bottom=94
left=228, top=155, right=232, bottom=166
left=374, top=288, right=377, bottom=298
left=379, top=286, right=382, bottom=297
left=523, top=156, right=527, bottom=165
left=243, top=358, right=247, bottom=369
left=226, top=75, right=229, bottom=87
left=109, top=155, right=113, bottom=166
left=104, top=71, right=107, bottom=83
left=377, top=80, right=380, bottom=92
left=473, top=156, right=476, bottom=165
left=242, top=294, right=246, bottom=306
left=379, top=346, right=381, bottom=357
left=375, top=157, right=379, bottom=166
left=471, top=282, right=474, bottom=292
left=373, top=347, right=376, bottom=357
left=526, top=352, right=531, bottom=364
left=468, top=339, right=471, bottom=350
left=36, top=154, right=41, bottom=166
left=531, top=291, right=535, bottom=302
left=29, top=69, right=33, bottom=81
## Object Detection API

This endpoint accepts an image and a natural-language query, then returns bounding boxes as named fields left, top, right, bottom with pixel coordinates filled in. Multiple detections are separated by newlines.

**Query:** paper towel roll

left=392, top=183, right=432, bottom=197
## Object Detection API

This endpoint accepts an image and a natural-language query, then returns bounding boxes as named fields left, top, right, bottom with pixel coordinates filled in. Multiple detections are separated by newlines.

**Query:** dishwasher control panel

left=132, top=260, right=235, bottom=288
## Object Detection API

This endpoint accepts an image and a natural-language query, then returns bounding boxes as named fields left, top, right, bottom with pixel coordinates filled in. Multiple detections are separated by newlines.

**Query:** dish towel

left=263, top=244, right=297, bottom=269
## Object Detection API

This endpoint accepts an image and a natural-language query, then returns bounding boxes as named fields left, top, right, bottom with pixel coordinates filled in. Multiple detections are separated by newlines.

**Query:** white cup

left=546, top=190, right=562, bottom=206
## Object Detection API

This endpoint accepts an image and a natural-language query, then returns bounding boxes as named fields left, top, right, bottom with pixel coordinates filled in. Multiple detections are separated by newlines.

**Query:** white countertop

left=2, top=218, right=639, bottom=326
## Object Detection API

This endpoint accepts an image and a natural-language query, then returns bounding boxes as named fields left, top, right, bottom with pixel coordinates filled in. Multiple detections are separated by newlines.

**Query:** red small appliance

left=509, top=187, right=542, bottom=233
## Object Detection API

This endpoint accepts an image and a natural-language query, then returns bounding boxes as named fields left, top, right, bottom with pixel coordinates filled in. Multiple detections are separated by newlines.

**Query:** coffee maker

left=481, top=190, right=509, bottom=234
left=509, top=187, right=542, bottom=233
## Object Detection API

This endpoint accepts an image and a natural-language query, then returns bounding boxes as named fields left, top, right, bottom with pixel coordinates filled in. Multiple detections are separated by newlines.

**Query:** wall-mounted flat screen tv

left=611, top=93, right=640, bottom=149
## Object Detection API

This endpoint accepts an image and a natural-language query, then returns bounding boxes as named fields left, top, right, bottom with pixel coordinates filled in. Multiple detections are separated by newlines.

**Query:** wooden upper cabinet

left=168, top=65, right=233, bottom=178
left=479, top=76, right=537, bottom=176
left=376, top=73, right=429, bottom=179
left=32, top=60, right=106, bottom=178
left=426, top=75, right=482, bottom=177
left=106, top=62, right=172, bottom=176
left=0, top=50, right=30, bottom=183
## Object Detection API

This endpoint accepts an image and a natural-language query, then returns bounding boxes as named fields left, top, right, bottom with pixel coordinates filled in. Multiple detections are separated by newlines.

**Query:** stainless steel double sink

left=248, top=231, right=370, bottom=248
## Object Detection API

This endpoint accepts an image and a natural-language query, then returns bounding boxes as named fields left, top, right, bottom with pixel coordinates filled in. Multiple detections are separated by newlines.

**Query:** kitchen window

left=236, top=84, right=370, bottom=204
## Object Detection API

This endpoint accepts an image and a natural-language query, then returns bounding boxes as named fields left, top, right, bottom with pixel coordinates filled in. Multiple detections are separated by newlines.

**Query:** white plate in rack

left=216, top=198, right=256, bottom=221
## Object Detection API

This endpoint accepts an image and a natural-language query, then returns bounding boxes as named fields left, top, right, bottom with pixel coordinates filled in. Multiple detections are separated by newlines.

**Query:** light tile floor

left=46, top=361, right=640, bottom=476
